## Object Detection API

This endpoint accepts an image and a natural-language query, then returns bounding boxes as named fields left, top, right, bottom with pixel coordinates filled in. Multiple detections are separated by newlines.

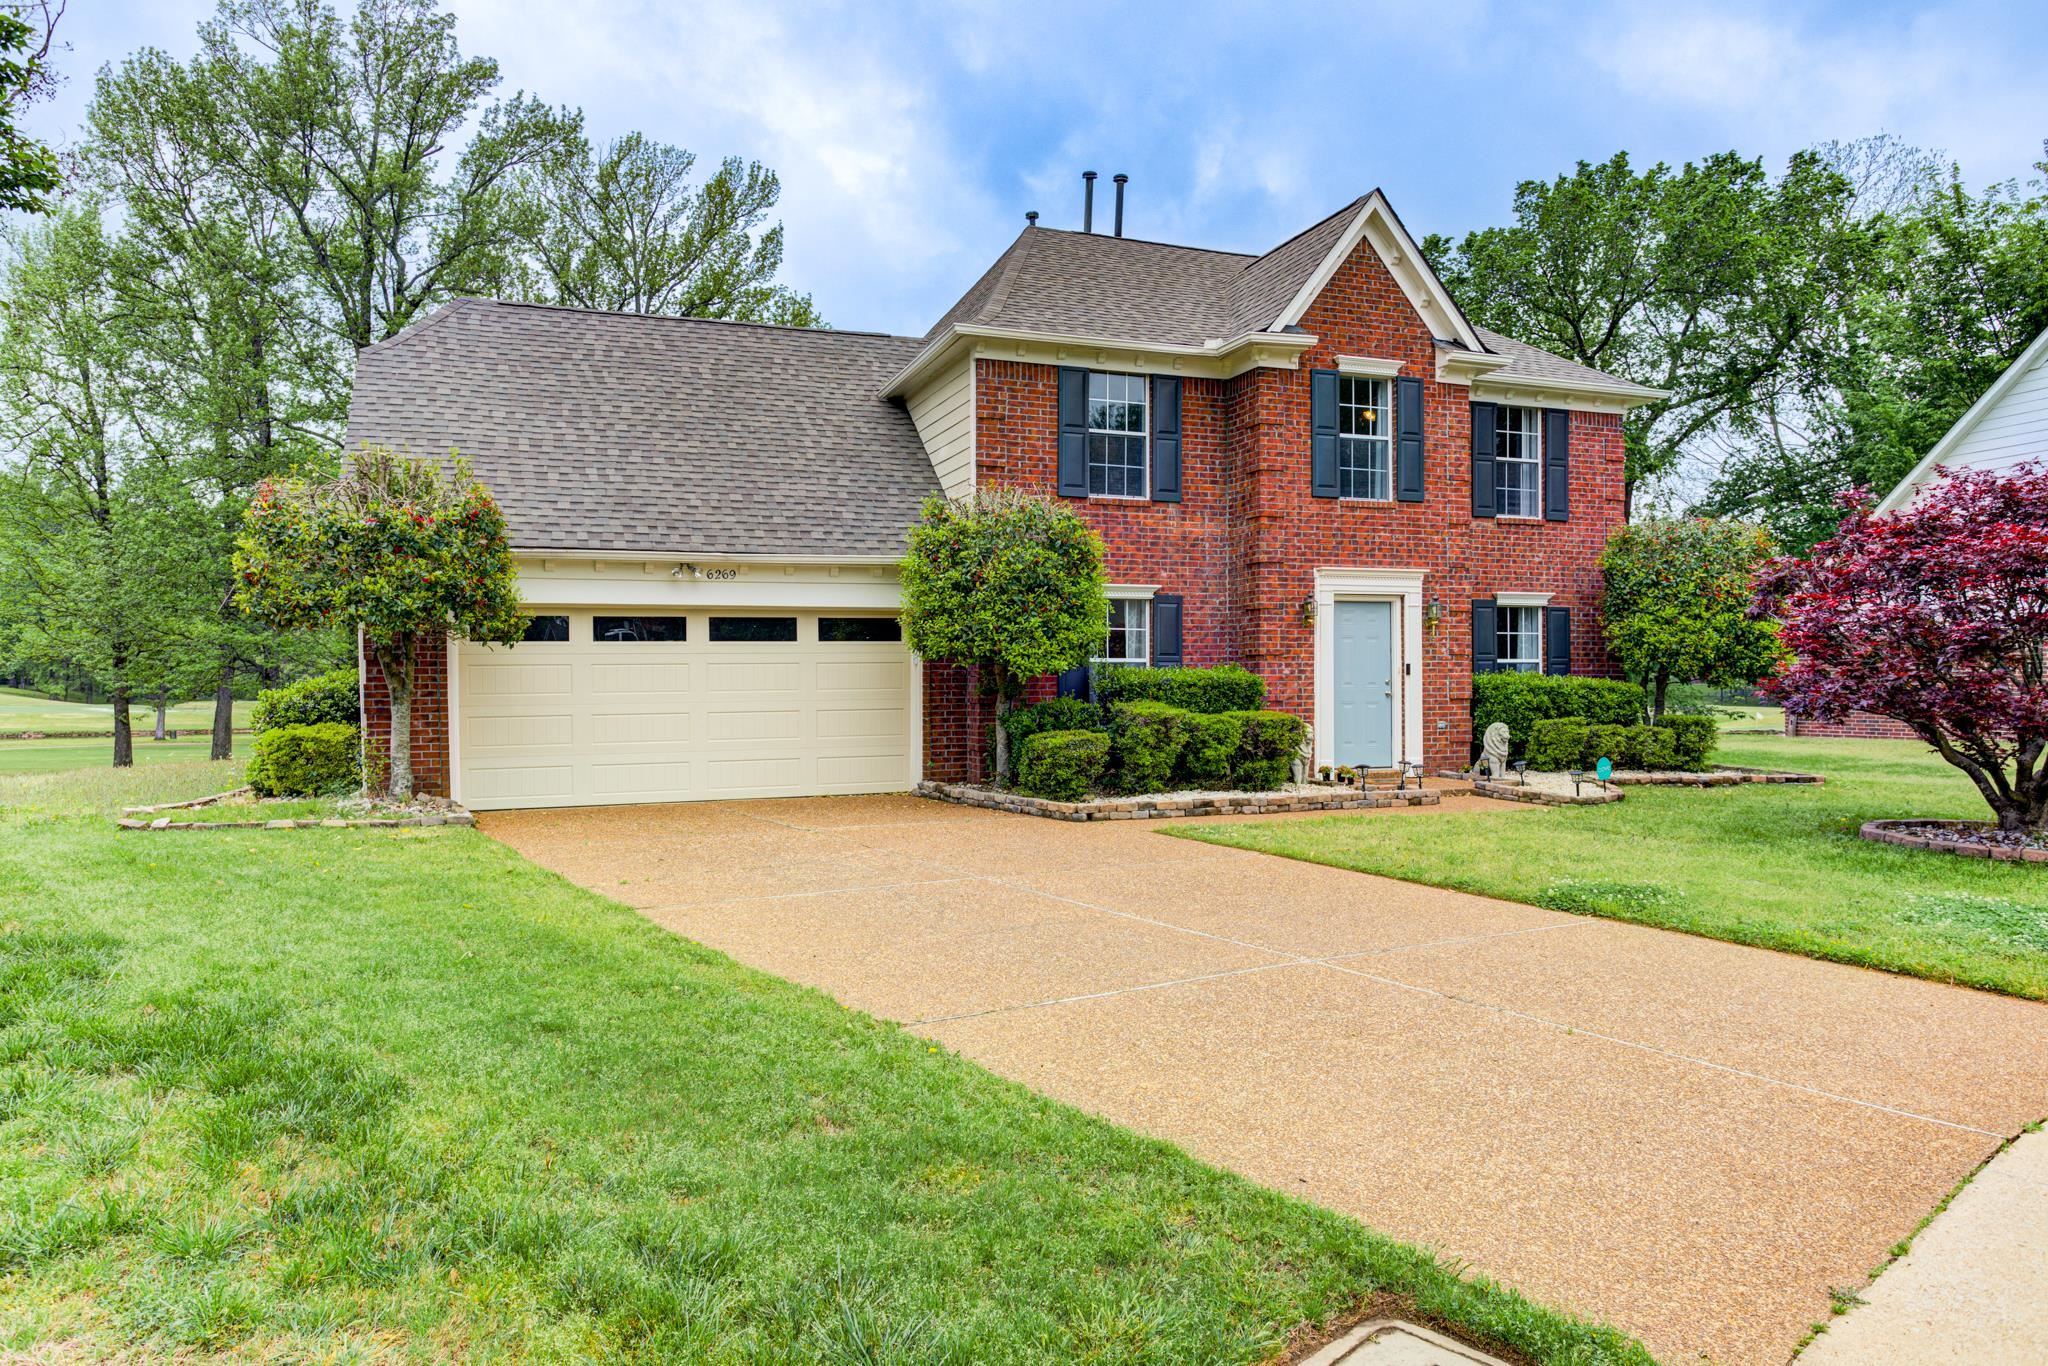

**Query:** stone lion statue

left=1291, top=722, right=1315, bottom=785
left=1479, top=722, right=1510, bottom=780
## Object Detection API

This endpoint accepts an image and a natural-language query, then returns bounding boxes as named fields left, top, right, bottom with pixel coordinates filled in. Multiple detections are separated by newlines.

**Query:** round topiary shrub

left=246, top=721, right=361, bottom=797
left=1015, top=729, right=1111, bottom=803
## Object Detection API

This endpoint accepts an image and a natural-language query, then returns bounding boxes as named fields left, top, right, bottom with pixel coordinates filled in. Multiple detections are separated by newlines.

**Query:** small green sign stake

left=1595, top=757, right=1613, bottom=783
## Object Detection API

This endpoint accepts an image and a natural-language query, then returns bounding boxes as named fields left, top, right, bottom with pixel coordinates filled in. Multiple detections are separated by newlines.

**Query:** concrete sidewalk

left=484, top=793, right=2048, bottom=1364
left=1800, top=1126, right=2048, bottom=1364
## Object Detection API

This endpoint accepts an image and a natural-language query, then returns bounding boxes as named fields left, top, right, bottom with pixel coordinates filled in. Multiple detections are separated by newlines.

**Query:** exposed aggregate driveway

left=481, top=793, right=2048, bottom=1365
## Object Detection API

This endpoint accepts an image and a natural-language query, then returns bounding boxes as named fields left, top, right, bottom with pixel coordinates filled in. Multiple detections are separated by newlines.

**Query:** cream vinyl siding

left=905, top=355, right=975, bottom=500
left=456, top=609, right=915, bottom=810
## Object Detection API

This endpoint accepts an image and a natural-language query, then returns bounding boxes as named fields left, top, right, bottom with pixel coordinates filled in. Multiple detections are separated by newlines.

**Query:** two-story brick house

left=350, top=189, right=1660, bottom=809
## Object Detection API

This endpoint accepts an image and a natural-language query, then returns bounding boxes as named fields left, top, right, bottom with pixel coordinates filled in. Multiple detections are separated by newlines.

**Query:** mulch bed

left=1861, top=819, right=2048, bottom=863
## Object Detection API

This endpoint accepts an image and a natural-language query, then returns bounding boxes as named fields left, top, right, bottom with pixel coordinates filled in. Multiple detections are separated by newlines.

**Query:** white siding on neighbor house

left=1937, top=343, right=2048, bottom=480
left=906, top=355, right=975, bottom=501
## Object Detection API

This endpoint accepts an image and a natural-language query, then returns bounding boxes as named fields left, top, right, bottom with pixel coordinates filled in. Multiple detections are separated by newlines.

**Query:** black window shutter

left=1150, top=375, right=1182, bottom=503
left=1310, top=369, right=1339, bottom=498
left=1469, top=401, right=1497, bottom=518
left=1057, top=665, right=1092, bottom=699
left=1544, top=606, right=1572, bottom=675
left=1057, top=367, right=1089, bottom=498
left=1471, top=599, right=1498, bottom=674
left=1150, top=594, right=1184, bottom=667
left=1394, top=375, right=1425, bottom=502
left=1543, top=408, right=1570, bottom=521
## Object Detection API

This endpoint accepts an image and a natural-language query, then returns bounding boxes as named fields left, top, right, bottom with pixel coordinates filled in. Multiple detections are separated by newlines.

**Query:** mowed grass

left=0, top=686, right=252, bottom=736
left=1176, top=732, right=2048, bottom=1000
left=0, top=736, right=226, bottom=776
left=0, top=766, right=1650, bottom=1364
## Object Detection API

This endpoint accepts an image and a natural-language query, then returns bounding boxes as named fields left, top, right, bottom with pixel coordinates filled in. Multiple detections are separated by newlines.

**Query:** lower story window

left=1096, top=597, right=1150, bottom=667
left=1496, top=605, right=1542, bottom=672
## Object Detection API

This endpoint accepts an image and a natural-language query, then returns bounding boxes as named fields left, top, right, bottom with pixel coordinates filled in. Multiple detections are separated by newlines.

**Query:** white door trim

left=446, top=632, right=463, bottom=806
left=1313, top=567, right=1427, bottom=771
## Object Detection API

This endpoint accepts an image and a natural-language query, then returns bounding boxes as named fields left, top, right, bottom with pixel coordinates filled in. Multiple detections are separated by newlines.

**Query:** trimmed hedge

left=251, top=668, right=360, bottom=734
left=1176, top=711, right=1245, bottom=788
left=1231, top=710, right=1306, bottom=791
left=1658, top=714, right=1719, bottom=771
left=247, top=721, right=360, bottom=797
left=1109, top=701, right=1189, bottom=794
left=1526, top=718, right=1590, bottom=771
left=1471, top=673, right=1644, bottom=758
left=1093, top=663, right=1264, bottom=714
left=1016, top=729, right=1110, bottom=802
left=1003, top=697, right=1103, bottom=754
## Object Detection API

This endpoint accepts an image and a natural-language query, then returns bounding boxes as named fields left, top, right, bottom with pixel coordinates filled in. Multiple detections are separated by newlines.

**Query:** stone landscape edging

left=917, top=780, right=1439, bottom=822
left=1472, top=779, right=1622, bottom=806
left=1611, top=766, right=1823, bottom=787
left=1860, top=819, right=2048, bottom=863
left=116, top=787, right=473, bottom=832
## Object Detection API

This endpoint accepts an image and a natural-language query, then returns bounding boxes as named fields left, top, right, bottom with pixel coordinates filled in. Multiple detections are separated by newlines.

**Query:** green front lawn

left=0, top=736, right=225, bottom=776
left=0, top=687, right=252, bottom=736
left=1176, top=733, right=2048, bottom=1000
left=0, top=768, right=1648, bottom=1363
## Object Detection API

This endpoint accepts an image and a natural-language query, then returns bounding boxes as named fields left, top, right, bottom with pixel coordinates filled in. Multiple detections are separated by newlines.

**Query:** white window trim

left=1336, top=355, right=1403, bottom=378
left=1337, top=373, right=1394, bottom=503
left=1496, top=604, right=1543, bottom=673
left=1494, top=405, right=1544, bottom=519
left=1096, top=592, right=1153, bottom=669
left=1495, top=591, right=1552, bottom=608
left=1311, top=567, right=1427, bottom=771
left=1086, top=370, right=1149, bottom=500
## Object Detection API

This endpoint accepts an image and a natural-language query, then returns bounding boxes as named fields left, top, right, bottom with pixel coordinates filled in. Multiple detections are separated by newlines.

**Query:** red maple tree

left=1753, top=463, right=2048, bottom=834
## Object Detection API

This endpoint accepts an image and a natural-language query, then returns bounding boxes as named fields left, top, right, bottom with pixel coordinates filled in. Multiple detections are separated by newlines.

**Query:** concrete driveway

left=481, top=794, right=2048, bottom=1365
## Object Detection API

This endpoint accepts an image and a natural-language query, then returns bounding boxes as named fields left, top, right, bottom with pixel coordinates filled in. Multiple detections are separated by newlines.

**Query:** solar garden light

left=1512, top=760, right=1528, bottom=786
left=1568, top=768, right=1586, bottom=797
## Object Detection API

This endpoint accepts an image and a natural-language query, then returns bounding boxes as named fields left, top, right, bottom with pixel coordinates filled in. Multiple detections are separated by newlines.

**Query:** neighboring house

left=1787, top=324, right=2048, bottom=741
left=349, top=189, right=1661, bottom=810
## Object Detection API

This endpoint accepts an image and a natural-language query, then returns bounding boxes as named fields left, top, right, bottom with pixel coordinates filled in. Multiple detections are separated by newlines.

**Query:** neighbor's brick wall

left=361, top=634, right=451, bottom=797
left=1785, top=711, right=1918, bottom=740
left=922, top=229, right=1627, bottom=779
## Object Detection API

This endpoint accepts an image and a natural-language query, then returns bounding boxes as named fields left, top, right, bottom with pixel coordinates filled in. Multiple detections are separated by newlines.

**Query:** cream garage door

left=455, top=609, right=916, bottom=810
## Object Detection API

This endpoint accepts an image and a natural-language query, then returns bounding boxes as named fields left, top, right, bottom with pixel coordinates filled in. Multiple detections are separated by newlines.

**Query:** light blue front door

left=1333, top=600, right=1395, bottom=768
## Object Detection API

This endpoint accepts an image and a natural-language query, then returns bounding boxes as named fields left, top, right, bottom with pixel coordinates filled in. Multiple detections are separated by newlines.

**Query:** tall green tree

left=0, top=1, right=64, bottom=212
left=1426, top=150, right=1878, bottom=517
left=188, top=0, right=579, bottom=350
left=1599, top=518, right=1784, bottom=721
left=470, top=131, right=821, bottom=323
left=0, top=205, right=206, bottom=766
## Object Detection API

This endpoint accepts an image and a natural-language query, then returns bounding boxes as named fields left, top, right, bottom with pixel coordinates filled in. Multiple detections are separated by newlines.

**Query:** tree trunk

left=376, top=641, right=415, bottom=799
left=994, top=692, right=1013, bottom=784
left=111, top=685, right=132, bottom=768
left=1651, top=668, right=1671, bottom=724
left=153, top=688, right=169, bottom=742
left=211, top=662, right=235, bottom=761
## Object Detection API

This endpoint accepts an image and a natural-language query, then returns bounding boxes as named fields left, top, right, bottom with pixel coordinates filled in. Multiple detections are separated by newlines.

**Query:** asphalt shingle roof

left=345, top=300, right=938, bottom=559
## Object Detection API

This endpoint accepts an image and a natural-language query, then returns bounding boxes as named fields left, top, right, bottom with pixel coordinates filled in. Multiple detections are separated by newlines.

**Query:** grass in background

left=0, top=757, right=242, bottom=816
left=0, top=767, right=1650, bottom=1364
left=1178, top=733, right=2048, bottom=1000
left=0, top=687, right=253, bottom=736
left=0, top=737, right=225, bottom=777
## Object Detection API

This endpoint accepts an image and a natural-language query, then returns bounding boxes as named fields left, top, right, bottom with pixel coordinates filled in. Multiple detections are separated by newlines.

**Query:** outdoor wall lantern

left=1425, top=596, right=1443, bottom=631
left=1300, top=594, right=1317, bottom=628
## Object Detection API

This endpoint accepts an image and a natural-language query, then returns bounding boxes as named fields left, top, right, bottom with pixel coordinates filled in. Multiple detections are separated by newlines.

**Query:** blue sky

left=32, top=0, right=2048, bottom=336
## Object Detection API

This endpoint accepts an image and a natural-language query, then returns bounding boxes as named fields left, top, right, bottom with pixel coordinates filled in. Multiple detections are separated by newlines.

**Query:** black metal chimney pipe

left=1113, top=174, right=1127, bottom=237
left=1082, top=171, right=1097, bottom=232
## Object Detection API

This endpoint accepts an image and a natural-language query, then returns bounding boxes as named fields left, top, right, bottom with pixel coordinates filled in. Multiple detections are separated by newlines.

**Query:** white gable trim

left=1875, top=325, right=2048, bottom=514
left=1271, top=191, right=1487, bottom=353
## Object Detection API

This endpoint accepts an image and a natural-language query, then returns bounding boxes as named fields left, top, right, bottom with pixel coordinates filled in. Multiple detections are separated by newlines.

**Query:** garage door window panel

left=594, top=615, right=687, bottom=643
left=520, top=615, right=571, bottom=642
left=820, top=617, right=902, bottom=643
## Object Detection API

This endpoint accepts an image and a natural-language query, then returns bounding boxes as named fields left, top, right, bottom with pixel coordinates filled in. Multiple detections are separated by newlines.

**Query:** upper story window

left=1496, top=605, right=1542, bottom=672
left=1096, top=597, right=1151, bottom=667
left=1087, top=371, right=1148, bottom=498
left=1337, top=375, right=1392, bottom=501
left=1494, top=406, right=1542, bottom=517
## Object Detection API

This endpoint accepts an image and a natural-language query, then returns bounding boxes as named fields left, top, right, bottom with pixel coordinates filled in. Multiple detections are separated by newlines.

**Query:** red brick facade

left=361, top=634, right=451, bottom=797
left=1784, top=711, right=1918, bottom=741
left=924, top=233, right=1626, bottom=782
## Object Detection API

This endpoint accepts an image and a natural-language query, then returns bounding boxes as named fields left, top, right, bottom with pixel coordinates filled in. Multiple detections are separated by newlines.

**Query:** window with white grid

left=1086, top=372, right=1148, bottom=498
left=1337, top=375, right=1392, bottom=501
left=1493, top=405, right=1542, bottom=517
left=1095, top=597, right=1150, bottom=667
left=1496, top=605, right=1542, bottom=672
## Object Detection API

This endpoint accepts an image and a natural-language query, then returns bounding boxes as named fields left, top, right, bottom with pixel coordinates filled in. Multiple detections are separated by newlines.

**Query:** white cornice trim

left=881, top=322, right=1317, bottom=397
left=1272, top=191, right=1486, bottom=353
left=1495, top=591, right=1553, bottom=608
left=1335, top=355, right=1403, bottom=378
left=1875, top=323, right=2048, bottom=513
left=1434, top=348, right=1517, bottom=384
left=518, top=548, right=902, bottom=568
left=1468, top=373, right=1667, bottom=414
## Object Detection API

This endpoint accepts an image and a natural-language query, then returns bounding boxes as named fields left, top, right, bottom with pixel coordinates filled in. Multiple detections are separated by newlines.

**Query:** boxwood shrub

left=1657, top=713, right=1719, bottom=771
left=251, top=668, right=360, bottom=733
left=1093, top=663, right=1265, bottom=714
left=1526, top=717, right=1591, bottom=771
left=1582, top=723, right=1630, bottom=770
left=1003, top=697, right=1104, bottom=753
left=1230, top=710, right=1306, bottom=791
left=1471, top=673, right=1644, bottom=758
left=1175, top=711, right=1246, bottom=788
left=1016, top=729, right=1110, bottom=802
left=1628, top=723, right=1677, bottom=770
left=247, top=721, right=361, bottom=797
left=1109, top=700, right=1189, bottom=794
